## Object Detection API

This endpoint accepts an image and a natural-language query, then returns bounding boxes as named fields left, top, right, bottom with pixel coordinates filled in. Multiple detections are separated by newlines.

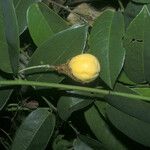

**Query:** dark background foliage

left=0, top=0, right=150, bottom=149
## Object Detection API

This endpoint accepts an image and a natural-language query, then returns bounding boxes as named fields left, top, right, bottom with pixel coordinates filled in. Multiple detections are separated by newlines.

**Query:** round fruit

left=68, top=53, right=100, bottom=83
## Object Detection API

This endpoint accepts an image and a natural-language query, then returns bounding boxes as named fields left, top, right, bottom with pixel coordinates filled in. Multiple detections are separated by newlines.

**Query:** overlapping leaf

left=124, top=6, right=150, bottom=83
left=57, top=91, right=93, bottom=121
left=76, top=134, right=104, bottom=150
left=13, top=0, right=41, bottom=34
left=133, top=87, right=150, bottom=97
left=27, top=2, right=68, bottom=46
left=27, top=25, right=88, bottom=83
left=118, top=71, right=136, bottom=85
left=107, top=105, right=150, bottom=147
left=106, top=83, right=150, bottom=124
left=89, top=9, right=125, bottom=89
left=11, top=108, right=55, bottom=150
left=84, top=103, right=127, bottom=150
left=73, top=138, right=93, bottom=150
left=1, top=0, right=20, bottom=74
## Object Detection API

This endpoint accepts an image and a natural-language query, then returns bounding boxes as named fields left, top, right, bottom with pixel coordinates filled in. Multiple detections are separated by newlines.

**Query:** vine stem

left=0, top=80, right=150, bottom=102
left=42, top=96, right=57, bottom=112
left=19, top=65, right=56, bottom=73
left=118, top=0, right=124, bottom=12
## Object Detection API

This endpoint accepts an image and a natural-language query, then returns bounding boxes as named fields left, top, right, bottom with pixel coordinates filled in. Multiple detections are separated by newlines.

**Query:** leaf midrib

left=106, top=12, right=114, bottom=87
left=16, top=110, right=51, bottom=150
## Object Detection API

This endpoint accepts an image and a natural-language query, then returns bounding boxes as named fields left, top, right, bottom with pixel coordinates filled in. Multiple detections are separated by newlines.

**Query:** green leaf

left=73, top=138, right=92, bottom=150
left=0, top=75, right=12, bottom=110
left=0, top=3, right=12, bottom=72
left=11, top=108, right=55, bottom=150
left=89, top=10, right=125, bottom=89
left=13, top=0, right=41, bottom=34
left=124, top=1, right=143, bottom=28
left=118, top=70, right=136, bottom=85
left=133, top=87, right=150, bottom=97
left=1, top=0, right=20, bottom=74
left=106, top=83, right=150, bottom=124
left=84, top=104, right=127, bottom=150
left=124, top=6, right=150, bottom=83
left=52, top=135, right=73, bottom=150
left=27, top=2, right=68, bottom=46
left=27, top=25, right=88, bottom=83
left=106, top=105, right=150, bottom=147
left=57, top=91, right=93, bottom=121
left=77, top=134, right=104, bottom=150
left=132, top=0, right=150, bottom=3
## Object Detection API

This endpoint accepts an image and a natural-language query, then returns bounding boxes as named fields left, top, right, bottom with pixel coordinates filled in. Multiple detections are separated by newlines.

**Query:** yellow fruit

left=68, top=53, right=100, bottom=83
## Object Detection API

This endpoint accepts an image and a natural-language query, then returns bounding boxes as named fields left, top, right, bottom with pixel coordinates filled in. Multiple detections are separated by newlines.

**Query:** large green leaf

left=0, top=2, right=11, bottom=72
left=26, top=25, right=88, bottom=83
left=106, top=83, right=150, bottom=124
left=89, top=10, right=125, bottom=89
left=84, top=104, right=127, bottom=150
left=13, top=0, right=41, bottom=34
left=57, top=91, right=93, bottom=121
left=11, top=108, right=55, bottom=150
left=106, top=105, right=150, bottom=147
left=132, top=0, right=150, bottom=3
left=0, top=75, right=12, bottom=110
left=124, top=6, right=150, bottom=83
left=1, top=0, right=20, bottom=74
left=27, top=2, right=68, bottom=46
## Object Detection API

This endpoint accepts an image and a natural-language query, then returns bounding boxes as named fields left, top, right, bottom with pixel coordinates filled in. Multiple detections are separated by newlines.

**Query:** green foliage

left=84, top=102, right=127, bottom=150
left=89, top=9, right=125, bottom=89
left=0, top=3, right=12, bottom=72
left=106, top=105, right=150, bottom=147
left=132, top=0, right=150, bottom=3
left=106, top=83, right=150, bottom=123
left=27, top=2, right=68, bottom=46
left=0, top=76, right=12, bottom=110
left=27, top=25, right=88, bottom=83
left=0, top=0, right=19, bottom=74
left=13, top=0, right=41, bottom=34
left=11, top=108, right=55, bottom=150
left=57, top=91, right=93, bottom=121
left=124, top=6, right=150, bottom=83
left=0, top=0, right=150, bottom=149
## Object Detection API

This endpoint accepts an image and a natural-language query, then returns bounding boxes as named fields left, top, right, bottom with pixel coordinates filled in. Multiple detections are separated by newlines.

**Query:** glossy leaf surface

left=124, top=6, right=150, bottom=83
left=11, top=108, right=55, bottom=150
left=27, top=2, right=68, bottom=46
left=89, top=10, right=125, bottom=88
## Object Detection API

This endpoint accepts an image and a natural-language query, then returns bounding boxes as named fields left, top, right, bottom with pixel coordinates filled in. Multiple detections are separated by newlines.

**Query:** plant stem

left=118, top=0, right=124, bottom=12
left=6, top=107, right=31, bottom=112
left=69, top=121, right=80, bottom=135
left=19, top=65, right=56, bottom=73
left=42, top=96, right=57, bottom=112
left=7, top=103, right=19, bottom=107
left=0, top=80, right=150, bottom=102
